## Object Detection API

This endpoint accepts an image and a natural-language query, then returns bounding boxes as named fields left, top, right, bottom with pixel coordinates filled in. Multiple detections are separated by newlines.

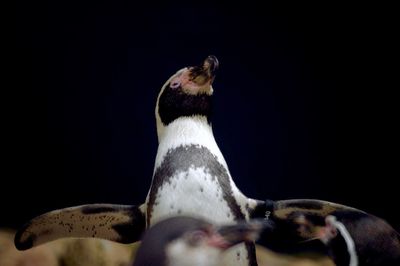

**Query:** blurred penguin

left=133, top=216, right=265, bottom=266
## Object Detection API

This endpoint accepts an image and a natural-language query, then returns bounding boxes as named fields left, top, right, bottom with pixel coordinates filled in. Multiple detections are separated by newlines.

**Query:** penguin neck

left=157, top=115, right=213, bottom=144
left=155, top=115, right=228, bottom=170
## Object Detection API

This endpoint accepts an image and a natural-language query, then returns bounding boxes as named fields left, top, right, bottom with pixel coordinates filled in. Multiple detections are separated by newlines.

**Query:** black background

left=8, top=2, right=398, bottom=231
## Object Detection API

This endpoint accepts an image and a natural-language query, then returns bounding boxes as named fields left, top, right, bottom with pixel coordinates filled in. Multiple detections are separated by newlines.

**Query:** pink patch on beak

left=207, top=234, right=231, bottom=250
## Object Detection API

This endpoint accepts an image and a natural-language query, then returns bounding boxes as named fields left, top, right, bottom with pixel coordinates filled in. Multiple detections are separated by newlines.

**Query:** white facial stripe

left=326, top=216, right=358, bottom=266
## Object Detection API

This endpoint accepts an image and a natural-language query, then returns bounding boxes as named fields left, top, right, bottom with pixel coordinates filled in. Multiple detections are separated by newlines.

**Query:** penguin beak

left=203, top=55, right=219, bottom=78
left=209, top=220, right=266, bottom=249
left=189, top=55, right=219, bottom=85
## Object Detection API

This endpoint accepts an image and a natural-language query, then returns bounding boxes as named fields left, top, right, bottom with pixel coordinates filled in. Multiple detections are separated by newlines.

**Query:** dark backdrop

left=8, top=2, right=398, bottom=231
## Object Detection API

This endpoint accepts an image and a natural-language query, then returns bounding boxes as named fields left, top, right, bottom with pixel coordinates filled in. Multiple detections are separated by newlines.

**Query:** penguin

left=16, top=56, right=396, bottom=265
left=258, top=199, right=400, bottom=266
left=133, top=216, right=265, bottom=266
left=14, top=56, right=267, bottom=266
left=144, top=56, right=267, bottom=265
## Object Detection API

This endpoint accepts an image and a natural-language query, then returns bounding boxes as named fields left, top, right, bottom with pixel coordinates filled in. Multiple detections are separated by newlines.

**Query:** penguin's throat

left=157, top=115, right=213, bottom=144
left=155, top=115, right=228, bottom=171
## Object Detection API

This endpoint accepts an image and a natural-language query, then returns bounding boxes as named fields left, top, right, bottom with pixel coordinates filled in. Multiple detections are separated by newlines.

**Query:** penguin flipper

left=272, top=198, right=360, bottom=219
left=14, top=204, right=146, bottom=250
left=248, top=198, right=355, bottom=222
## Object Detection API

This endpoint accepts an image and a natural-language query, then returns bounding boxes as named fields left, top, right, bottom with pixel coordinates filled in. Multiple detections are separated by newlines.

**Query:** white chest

left=150, top=166, right=233, bottom=225
left=146, top=117, right=255, bottom=266
left=151, top=170, right=252, bottom=266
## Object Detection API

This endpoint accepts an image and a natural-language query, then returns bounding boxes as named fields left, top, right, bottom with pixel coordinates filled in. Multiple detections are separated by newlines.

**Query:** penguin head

left=260, top=212, right=328, bottom=253
left=155, top=56, right=219, bottom=139
left=258, top=199, right=340, bottom=254
left=133, top=216, right=265, bottom=266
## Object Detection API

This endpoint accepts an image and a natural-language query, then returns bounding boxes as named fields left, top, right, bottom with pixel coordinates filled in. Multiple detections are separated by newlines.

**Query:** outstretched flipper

left=271, top=198, right=360, bottom=220
left=14, top=204, right=146, bottom=250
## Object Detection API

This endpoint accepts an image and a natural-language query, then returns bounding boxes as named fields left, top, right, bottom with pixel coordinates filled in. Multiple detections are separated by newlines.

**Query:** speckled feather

left=14, top=204, right=145, bottom=250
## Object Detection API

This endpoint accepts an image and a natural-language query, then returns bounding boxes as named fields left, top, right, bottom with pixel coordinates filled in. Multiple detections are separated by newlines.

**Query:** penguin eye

left=170, top=81, right=181, bottom=89
left=187, top=230, right=207, bottom=246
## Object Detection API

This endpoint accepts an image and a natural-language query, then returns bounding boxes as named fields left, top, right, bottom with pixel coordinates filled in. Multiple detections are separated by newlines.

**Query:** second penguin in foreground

left=133, top=216, right=266, bottom=266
